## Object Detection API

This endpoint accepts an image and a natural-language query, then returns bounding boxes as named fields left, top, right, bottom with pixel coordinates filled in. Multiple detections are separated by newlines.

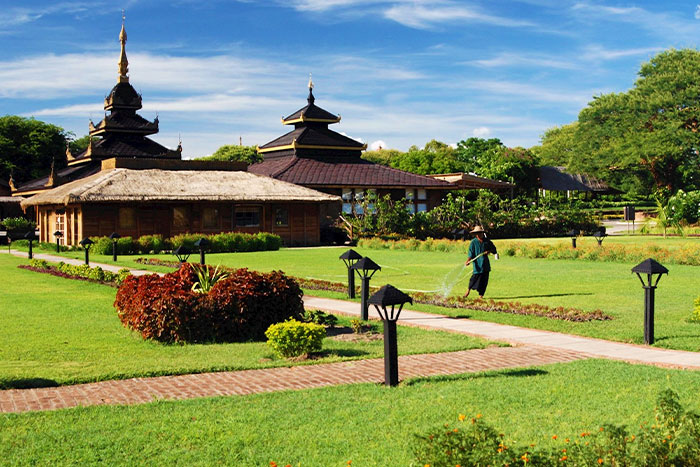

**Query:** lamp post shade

left=631, top=258, right=669, bottom=345
left=568, top=229, right=578, bottom=248
left=194, top=238, right=210, bottom=265
left=369, top=284, right=413, bottom=387
left=79, top=237, right=94, bottom=265
left=351, top=256, right=381, bottom=320
left=173, top=245, right=191, bottom=263
left=369, top=284, right=413, bottom=321
left=339, top=249, right=362, bottom=298
left=53, top=230, right=63, bottom=253
left=108, top=232, right=121, bottom=240
left=593, top=230, right=606, bottom=246
left=109, top=232, right=121, bottom=261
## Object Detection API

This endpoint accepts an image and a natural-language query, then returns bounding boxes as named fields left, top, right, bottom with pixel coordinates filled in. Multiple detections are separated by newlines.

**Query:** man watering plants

left=464, top=226, right=498, bottom=299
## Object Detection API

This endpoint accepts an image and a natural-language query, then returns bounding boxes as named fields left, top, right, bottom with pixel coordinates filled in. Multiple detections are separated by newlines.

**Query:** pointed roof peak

left=307, top=73, right=315, bottom=105
left=118, top=11, right=129, bottom=83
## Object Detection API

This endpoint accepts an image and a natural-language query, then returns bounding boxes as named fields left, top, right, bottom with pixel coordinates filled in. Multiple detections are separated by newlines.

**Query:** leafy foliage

left=190, top=264, right=229, bottom=294
left=265, top=319, right=325, bottom=358
left=114, top=264, right=304, bottom=343
left=301, top=309, right=338, bottom=328
left=0, top=116, right=69, bottom=184
left=0, top=217, right=36, bottom=231
left=22, top=259, right=131, bottom=286
left=414, top=390, right=700, bottom=467
left=196, top=144, right=262, bottom=164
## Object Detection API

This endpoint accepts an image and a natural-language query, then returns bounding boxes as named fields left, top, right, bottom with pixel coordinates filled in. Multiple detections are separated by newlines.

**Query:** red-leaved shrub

left=114, top=264, right=303, bottom=343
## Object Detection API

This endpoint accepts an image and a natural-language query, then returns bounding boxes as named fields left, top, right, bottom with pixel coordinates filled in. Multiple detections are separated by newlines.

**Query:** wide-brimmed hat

left=470, top=226, right=485, bottom=234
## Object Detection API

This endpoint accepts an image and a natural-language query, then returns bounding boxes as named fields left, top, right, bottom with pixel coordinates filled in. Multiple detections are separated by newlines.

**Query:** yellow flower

left=476, top=413, right=482, bottom=419
left=458, top=414, right=466, bottom=421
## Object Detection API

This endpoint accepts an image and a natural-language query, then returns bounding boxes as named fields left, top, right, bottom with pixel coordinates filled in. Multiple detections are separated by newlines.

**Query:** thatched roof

left=21, top=168, right=341, bottom=207
left=428, top=172, right=514, bottom=190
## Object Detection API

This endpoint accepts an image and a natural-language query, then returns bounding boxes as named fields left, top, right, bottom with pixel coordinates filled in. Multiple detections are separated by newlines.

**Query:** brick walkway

left=0, top=345, right=587, bottom=414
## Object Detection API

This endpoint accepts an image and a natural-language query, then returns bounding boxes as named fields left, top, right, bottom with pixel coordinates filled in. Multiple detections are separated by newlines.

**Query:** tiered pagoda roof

left=14, top=20, right=179, bottom=196
left=250, top=81, right=452, bottom=189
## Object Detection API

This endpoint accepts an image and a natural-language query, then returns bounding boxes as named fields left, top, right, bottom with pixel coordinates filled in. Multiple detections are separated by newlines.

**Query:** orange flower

left=269, top=463, right=277, bottom=467
left=565, top=438, right=570, bottom=443
left=598, top=459, right=604, bottom=464
left=552, top=435, right=558, bottom=440
left=476, top=413, right=482, bottom=419
left=599, top=427, right=605, bottom=432
left=560, top=456, right=568, bottom=461
left=453, top=428, right=459, bottom=433
left=347, top=462, right=352, bottom=466
left=458, top=414, right=466, bottom=421
left=580, top=432, right=588, bottom=437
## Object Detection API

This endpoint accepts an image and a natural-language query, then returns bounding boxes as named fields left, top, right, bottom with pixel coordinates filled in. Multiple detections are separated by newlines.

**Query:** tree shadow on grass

left=403, top=368, right=548, bottom=386
left=489, top=293, right=593, bottom=300
left=1, top=378, right=59, bottom=390
left=653, top=335, right=700, bottom=343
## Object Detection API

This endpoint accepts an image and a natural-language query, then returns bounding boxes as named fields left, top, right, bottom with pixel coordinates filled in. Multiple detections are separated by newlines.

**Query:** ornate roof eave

left=257, top=139, right=367, bottom=154
left=282, top=114, right=341, bottom=125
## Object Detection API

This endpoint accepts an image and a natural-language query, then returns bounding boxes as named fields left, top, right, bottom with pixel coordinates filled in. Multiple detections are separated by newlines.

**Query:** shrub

left=114, top=264, right=304, bottom=343
left=22, top=259, right=132, bottom=286
left=691, top=296, right=700, bottom=323
left=0, top=217, right=36, bottom=231
left=265, top=319, right=326, bottom=358
left=414, top=390, right=700, bottom=467
left=301, top=309, right=338, bottom=328
left=137, top=234, right=168, bottom=254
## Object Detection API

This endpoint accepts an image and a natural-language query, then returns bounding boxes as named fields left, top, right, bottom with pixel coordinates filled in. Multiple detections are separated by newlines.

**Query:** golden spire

left=118, top=10, right=129, bottom=83
left=307, top=73, right=315, bottom=105
left=308, top=73, right=314, bottom=90
left=8, top=174, right=15, bottom=192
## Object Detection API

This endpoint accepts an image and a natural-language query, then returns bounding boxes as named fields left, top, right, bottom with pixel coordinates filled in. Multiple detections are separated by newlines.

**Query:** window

left=274, top=208, right=288, bottom=227
left=202, top=207, right=219, bottom=229
left=54, top=211, right=65, bottom=244
left=119, top=207, right=136, bottom=229
left=342, top=188, right=353, bottom=214
left=173, top=207, right=190, bottom=230
left=405, top=189, right=415, bottom=201
left=417, top=189, right=427, bottom=200
left=235, top=206, right=261, bottom=227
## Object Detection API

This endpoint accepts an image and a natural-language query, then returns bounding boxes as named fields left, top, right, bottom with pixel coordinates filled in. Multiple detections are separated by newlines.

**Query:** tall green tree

left=455, top=137, right=505, bottom=174
left=68, top=135, right=94, bottom=155
left=531, top=123, right=579, bottom=167
left=389, top=139, right=462, bottom=175
left=573, top=49, right=700, bottom=196
left=0, top=116, right=68, bottom=184
left=197, top=144, right=262, bottom=164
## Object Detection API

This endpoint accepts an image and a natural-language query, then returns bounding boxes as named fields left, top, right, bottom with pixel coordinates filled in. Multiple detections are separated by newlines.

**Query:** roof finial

left=8, top=173, right=15, bottom=192
left=307, top=73, right=315, bottom=105
left=118, top=11, right=129, bottom=83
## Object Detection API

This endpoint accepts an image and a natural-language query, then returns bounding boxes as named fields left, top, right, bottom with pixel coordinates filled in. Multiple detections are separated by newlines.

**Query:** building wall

left=37, top=201, right=325, bottom=247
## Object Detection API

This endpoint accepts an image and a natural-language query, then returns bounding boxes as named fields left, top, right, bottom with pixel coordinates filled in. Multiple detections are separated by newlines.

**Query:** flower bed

left=19, top=259, right=132, bottom=287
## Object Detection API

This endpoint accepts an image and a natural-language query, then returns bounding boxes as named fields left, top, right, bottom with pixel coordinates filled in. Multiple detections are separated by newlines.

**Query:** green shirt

left=468, top=237, right=490, bottom=274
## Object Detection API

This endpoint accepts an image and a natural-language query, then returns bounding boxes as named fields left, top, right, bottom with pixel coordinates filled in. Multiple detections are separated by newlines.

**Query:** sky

left=1, top=1, right=700, bottom=158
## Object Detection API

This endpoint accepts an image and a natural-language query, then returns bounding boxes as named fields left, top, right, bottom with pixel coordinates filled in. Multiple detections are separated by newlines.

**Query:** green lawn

left=12, top=236, right=700, bottom=351
left=0, top=253, right=494, bottom=389
left=1, top=359, right=698, bottom=465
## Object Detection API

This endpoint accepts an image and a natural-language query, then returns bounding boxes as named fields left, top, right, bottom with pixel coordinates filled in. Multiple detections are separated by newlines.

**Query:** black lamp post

left=79, top=237, right=94, bottom=266
left=339, top=249, right=362, bottom=298
left=568, top=229, right=578, bottom=249
left=194, top=238, right=210, bottom=265
left=109, top=232, right=121, bottom=262
left=632, top=258, right=668, bottom=345
left=54, top=230, right=63, bottom=253
left=369, top=284, right=413, bottom=387
left=350, top=256, right=381, bottom=320
left=593, top=229, right=607, bottom=247
left=173, top=245, right=191, bottom=264
left=24, top=231, right=35, bottom=259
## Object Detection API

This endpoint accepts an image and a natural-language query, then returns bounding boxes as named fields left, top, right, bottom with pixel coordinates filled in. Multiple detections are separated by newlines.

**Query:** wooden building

left=538, top=166, right=618, bottom=198
left=20, top=158, right=339, bottom=247
left=248, top=81, right=457, bottom=219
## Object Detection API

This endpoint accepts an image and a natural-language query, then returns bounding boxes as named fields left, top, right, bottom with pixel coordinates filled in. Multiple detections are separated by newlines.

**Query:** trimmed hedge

left=114, top=264, right=304, bottom=343
left=88, top=232, right=282, bottom=255
left=21, top=259, right=132, bottom=286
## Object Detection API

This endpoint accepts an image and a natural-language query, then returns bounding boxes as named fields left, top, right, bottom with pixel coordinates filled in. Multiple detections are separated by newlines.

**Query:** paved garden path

left=2, top=249, right=699, bottom=415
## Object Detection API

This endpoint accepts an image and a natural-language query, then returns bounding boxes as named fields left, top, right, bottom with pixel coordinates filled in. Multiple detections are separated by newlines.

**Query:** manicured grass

left=103, top=244, right=700, bottom=351
left=1, top=359, right=698, bottom=465
left=0, top=254, right=495, bottom=389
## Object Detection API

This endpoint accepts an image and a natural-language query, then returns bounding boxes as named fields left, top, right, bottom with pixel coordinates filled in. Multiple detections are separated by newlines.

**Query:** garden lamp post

left=369, top=284, right=413, bottom=387
left=173, top=245, right=191, bottom=264
left=593, top=229, right=606, bottom=247
left=109, top=232, right=120, bottom=262
left=53, top=230, right=63, bottom=253
left=350, top=256, right=381, bottom=320
left=568, top=229, right=578, bottom=249
left=632, top=258, right=668, bottom=345
left=339, top=249, right=362, bottom=298
left=79, top=237, right=94, bottom=266
left=194, top=237, right=210, bottom=265
left=24, top=231, right=35, bottom=259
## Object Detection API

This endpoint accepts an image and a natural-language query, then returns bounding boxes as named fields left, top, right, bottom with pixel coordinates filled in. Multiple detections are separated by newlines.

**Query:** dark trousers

left=468, top=271, right=490, bottom=296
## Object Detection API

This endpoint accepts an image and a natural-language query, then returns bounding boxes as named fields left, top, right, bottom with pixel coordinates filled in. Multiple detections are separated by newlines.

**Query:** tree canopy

left=0, top=116, right=69, bottom=185
left=537, top=49, right=700, bottom=197
left=197, top=144, right=262, bottom=164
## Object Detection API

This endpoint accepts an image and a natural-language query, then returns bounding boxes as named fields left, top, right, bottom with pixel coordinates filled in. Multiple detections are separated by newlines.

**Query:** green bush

left=0, top=217, right=36, bottom=231
left=137, top=234, right=168, bottom=253
left=691, top=296, right=700, bottom=323
left=301, top=309, right=338, bottom=327
left=667, top=190, right=700, bottom=225
left=413, top=389, right=700, bottom=466
left=265, top=319, right=325, bottom=358
left=25, top=259, right=132, bottom=285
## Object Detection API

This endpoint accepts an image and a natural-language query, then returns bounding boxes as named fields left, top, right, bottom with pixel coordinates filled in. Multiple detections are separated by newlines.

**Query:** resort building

left=18, top=22, right=339, bottom=247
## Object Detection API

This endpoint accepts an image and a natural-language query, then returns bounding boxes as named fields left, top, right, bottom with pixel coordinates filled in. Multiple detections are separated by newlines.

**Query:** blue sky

left=1, top=1, right=699, bottom=158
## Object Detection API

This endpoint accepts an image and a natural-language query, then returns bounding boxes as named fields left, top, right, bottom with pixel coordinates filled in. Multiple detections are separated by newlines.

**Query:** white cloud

left=465, top=80, right=593, bottom=105
left=369, top=140, right=386, bottom=150
left=0, top=2, right=95, bottom=31
left=384, top=2, right=534, bottom=29
left=470, top=52, right=578, bottom=70
left=472, top=127, right=491, bottom=138
left=695, top=5, right=700, bottom=19
left=581, top=45, right=662, bottom=61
